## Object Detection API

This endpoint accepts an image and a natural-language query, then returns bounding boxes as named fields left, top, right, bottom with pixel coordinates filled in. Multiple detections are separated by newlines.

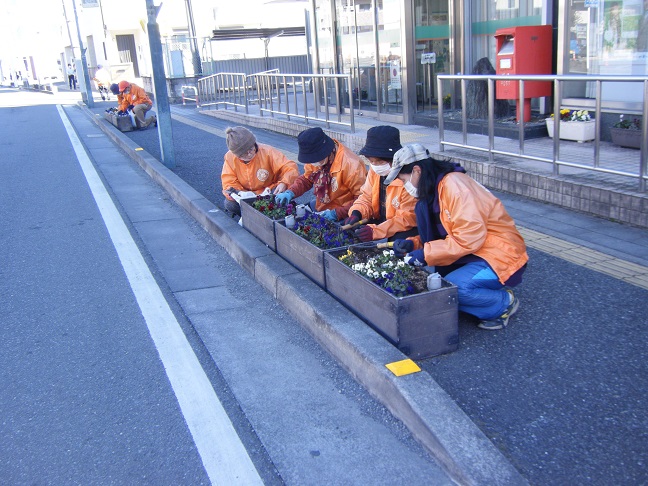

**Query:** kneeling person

left=221, top=126, right=299, bottom=217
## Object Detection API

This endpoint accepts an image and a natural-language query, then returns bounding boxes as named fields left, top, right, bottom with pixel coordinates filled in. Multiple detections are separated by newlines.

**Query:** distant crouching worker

left=118, top=80, right=157, bottom=129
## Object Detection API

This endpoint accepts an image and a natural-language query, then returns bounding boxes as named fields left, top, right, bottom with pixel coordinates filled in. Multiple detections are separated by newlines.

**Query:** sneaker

left=478, top=289, right=519, bottom=330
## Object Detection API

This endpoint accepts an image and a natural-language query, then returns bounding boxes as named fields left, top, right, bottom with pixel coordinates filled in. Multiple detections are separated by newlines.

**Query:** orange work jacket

left=119, top=84, right=152, bottom=112
left=221, top=143, right=299, bottom=196
left=410, top=172, right=528, bottom=284
left=349, top=169, right=417, bottom=240
left=289, top=140, right=367, bottom=219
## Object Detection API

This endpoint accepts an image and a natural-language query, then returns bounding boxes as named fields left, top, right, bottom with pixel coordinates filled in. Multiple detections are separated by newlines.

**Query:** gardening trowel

left=338, top=218, right=369, bottom=238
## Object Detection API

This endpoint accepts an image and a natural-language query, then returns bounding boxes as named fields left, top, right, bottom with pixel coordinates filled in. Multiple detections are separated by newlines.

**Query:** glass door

left=414, top=0, right=450, bottom=115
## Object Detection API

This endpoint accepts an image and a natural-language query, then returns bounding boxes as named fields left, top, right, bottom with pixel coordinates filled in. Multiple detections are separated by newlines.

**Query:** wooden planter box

left=275, top=221, right=357, bottom=288
left=610, top=128, right=642, bottom=149
left=239, top=197, right=280, bottom=250
left=545, top=118, right=595, bottom=142
left=324, top=249, right=459, bottom=359
left=104, top=112, right=134, bottom=132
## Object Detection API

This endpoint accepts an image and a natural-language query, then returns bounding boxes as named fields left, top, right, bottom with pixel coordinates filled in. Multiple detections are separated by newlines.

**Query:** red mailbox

left=495, top=25, right=553, bottom=122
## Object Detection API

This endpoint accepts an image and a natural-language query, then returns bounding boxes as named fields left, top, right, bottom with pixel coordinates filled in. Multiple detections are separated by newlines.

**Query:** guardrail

left=181, top=85, right=198, bottom=105
left=196, top=71, right=355, bottom=132
left=436, top=74, right=648, bottom=191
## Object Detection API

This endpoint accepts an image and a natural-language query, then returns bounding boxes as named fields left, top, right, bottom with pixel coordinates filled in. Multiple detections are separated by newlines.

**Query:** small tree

left=466, top=57, right=510, bottom=119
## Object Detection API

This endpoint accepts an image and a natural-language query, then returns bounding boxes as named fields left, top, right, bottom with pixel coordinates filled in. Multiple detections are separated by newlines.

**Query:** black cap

left=297, top=127, right=335, bottom=163
left=358, top=126, right=402, bottom=159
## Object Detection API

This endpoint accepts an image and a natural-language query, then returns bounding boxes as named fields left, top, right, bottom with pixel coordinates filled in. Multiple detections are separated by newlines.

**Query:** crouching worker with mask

left=118, top=80, right=157, bottom=129
left=275, top=127, right=366, bottom=221
left=387, top=144, right=529, bottom=331
left=344, top=126, right=418, bottom=242
left=221, top=126, right=299, bottom=217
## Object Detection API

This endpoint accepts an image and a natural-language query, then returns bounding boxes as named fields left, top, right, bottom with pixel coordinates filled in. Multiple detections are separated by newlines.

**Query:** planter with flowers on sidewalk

left=610, top=115, right=643, bottom=149
left=545, top=109, right=595, bottom=142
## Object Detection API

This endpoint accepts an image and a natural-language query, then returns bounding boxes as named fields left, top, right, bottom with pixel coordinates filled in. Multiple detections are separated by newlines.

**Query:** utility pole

left=184, top=0, right=202, bottom=75
left=145, top=0, right=175, bottom=168
left=72, top=0, right=94, bottom=107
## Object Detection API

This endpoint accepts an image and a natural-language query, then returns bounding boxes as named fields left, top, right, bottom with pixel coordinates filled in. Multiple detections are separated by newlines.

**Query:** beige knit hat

left=225, top=126, right=256, bottom=158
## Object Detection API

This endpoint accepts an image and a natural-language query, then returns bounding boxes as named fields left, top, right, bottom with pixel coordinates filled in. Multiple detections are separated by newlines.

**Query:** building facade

left=309, top=0, right=648, bottom=124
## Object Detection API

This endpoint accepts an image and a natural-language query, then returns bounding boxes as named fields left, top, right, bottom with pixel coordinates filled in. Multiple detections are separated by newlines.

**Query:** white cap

left=383, top=143, right=430, bottom=185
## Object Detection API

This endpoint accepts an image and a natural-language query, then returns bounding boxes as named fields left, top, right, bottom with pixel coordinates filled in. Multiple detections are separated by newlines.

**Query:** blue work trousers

left=444, top=261, right=510, bottom=320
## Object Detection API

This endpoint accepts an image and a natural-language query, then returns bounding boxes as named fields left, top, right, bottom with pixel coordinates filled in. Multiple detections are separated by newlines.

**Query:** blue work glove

left=127, top=104, right=135, bottom=111
left=355, top=225, right=373, bottom=242
left=318, top=209, right=337, bottom=221
left=392, top=239, right=414, bottom=257
left=404, top=249, right=426, bottom=267
left=343, top=210, right=362, bottom=226
left=275, top=190, right=295, bottom=206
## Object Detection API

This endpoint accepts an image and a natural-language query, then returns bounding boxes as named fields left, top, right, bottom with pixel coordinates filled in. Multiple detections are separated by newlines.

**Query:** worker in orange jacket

left=388, top=143, right=528, bottom=330
left=275, top=127, right=367, bottom=221
left=345, top=126, right=418, bottom=242
left=118, top=80, right=157, bottom=129
left=221, top=126, right=299, bottom=217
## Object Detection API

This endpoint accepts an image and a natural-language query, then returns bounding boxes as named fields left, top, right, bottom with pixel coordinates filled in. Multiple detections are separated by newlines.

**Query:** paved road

left=116, top=103, right=648, bottom=485
left=1, top=88, right=453, bottom=483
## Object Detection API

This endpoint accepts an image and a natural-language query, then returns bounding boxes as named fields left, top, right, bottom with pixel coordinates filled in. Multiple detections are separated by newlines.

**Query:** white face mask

left=404, top=180, right=419, bottom=198
left=370, top=163, right=391, bottom=177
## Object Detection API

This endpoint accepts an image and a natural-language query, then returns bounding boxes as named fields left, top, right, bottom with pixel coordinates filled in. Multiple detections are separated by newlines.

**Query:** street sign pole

left=146, top=0, right=175, bottom=168
left=72, top=0, right=94, bottom=107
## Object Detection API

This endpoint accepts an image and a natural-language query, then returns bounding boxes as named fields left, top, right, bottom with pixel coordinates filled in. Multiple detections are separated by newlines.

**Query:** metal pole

left=71, top=0, right=94, bottom=107
left=145, top=0, right=175, bottom=168
left=437, top=75, right=445, bottom=152
left=641, top=79, right=648, bottom=192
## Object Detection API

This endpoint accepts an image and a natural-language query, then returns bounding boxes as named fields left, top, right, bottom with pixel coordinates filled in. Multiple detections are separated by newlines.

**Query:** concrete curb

left=81, top=105, right=527, bottom=485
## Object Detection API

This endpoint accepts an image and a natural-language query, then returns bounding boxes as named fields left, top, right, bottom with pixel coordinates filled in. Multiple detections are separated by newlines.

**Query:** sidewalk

left=80, top=99, right=648, bottom=484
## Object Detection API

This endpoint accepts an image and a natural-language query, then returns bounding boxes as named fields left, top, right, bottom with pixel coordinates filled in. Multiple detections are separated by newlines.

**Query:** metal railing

left=437, top=74, right=648, bottom=191
left=181, top=85, right=198, bottom=105
left=196, top=71, right=355, bottom=132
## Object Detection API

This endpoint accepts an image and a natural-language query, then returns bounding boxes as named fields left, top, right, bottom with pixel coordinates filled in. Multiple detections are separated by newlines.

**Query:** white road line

left=57, top=105, right=263, bottom=486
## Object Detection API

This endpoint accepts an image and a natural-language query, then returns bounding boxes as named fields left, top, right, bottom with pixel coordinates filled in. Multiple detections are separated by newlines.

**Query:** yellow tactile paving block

left=519, top=225, right=648, bottom=291
left=625, top=274, right=648, bottom=288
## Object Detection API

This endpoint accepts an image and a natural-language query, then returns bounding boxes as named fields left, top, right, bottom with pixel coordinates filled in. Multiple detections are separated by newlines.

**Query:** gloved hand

left=117, top=110, right=125, bottom=115
left=318, top=209, right=337, bottom=221
left=392, top=239, right=414, bottom=256
left=343, top=210, right=362, bottom=226
left=404, top=249, right=426, bottom=267
left=127, top=104, right=134, bottom=111
left=275, top=190, right=295, bottom=206
left=355, top=225, right=373, bottom=242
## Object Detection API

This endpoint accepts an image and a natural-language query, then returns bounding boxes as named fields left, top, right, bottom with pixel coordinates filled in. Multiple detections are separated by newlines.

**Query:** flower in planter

left=293, top=213, right=357, bottom=249
left=551, top=109, right=591, bottom=122
left=252, top=195, right=292, bottom=219
left=339, top=248, right=426, bottom=297
left=613, top=114, right=641, bottom=130
left=442, top=93, right=452, bottom=108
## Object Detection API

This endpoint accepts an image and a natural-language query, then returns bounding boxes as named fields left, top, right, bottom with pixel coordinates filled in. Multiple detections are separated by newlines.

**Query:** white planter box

left=545, top=118, right=596, bottom=142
